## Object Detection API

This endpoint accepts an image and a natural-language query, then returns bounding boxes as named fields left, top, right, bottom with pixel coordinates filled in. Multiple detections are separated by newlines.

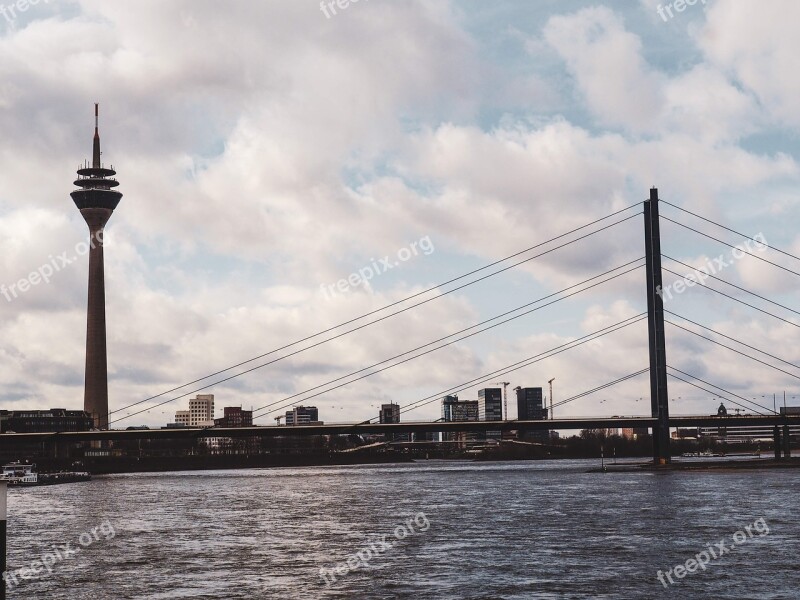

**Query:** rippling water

left=5, top=459, right=799, bottom=599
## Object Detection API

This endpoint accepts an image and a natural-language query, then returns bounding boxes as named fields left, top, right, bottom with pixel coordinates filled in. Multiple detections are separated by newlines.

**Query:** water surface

left=5, top=459, right=798, bottom=599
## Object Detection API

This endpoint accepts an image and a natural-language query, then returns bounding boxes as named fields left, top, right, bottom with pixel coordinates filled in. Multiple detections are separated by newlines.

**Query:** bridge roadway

left=1, top=415, right=799, bottom=443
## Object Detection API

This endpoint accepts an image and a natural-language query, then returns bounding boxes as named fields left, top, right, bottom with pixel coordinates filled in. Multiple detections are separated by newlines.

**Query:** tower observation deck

left=70, top=104, right=122, bottom=429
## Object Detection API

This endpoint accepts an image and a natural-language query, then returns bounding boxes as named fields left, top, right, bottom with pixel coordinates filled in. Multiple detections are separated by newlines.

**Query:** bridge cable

left=664, top=310, right=800, bottom=371
left=667, top=365, right=778, bottom=417
left=660, top=200, right=800, bottom=263
left=548, top=368, right=651, bottom=410
left=247, top=262, right=645, bottom=420
left=666, top=365, right=773, bottom=415
left=392, top=316, right=647, bottom=419
left=115, top=263, right=645, bottom=425
left=660, top=215, right=800, bottom=279
left=665, top=320, right=800, bottom=382
left=661, top=267, right=800, bottom=329
left=662, top=255, right=800, bottom=317
left=109, top=208, right=642, bottom=419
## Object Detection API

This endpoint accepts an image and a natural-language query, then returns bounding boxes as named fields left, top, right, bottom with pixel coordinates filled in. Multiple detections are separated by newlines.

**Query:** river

left=4, top=459, right=798, bottom=599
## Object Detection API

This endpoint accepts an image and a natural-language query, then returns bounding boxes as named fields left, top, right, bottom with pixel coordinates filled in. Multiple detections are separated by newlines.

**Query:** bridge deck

left=1, top=415, right=799, bottom=443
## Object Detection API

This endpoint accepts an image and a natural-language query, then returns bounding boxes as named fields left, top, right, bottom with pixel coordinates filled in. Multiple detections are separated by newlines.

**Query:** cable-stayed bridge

left=13, top=188, right=798, bottom=465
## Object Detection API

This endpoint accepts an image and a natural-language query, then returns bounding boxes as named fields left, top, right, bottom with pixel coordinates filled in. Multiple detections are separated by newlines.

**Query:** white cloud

left=0, top=1, right=797, bottom=427
left=543, top=6, right=665, bottom=133
left=699, top=0, right=800, bottom=130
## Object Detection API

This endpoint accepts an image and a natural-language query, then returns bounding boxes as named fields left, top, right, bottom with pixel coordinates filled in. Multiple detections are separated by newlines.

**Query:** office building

left=285, top=406, right=320, bottom=425
left=207, top=407, right=256, bottom=453
left=478, top=388, right=503, bottom=421
left=478, top=388, right=503, bottom=440
left=441, top=395, right=478, bottom=422
left=173, top=394, right=215, bottom=428
left=379, top=403, right=408, bottom=442
left=214, top=407, right=253, bottom=428
left=516, top=387, right=549, bottom=443
left=174, top=410, right=190, bottom=427
left=516, top=387, right=546, bottom=420
left=696, top=405, right=800, bottom=442
left=380, top=403, right=400, bottom=424
left=190, top=394, right=215, bottom=425
left=673, top=428, right=698, bottom=439
left=0, top=409, right=94, bottom=433
left=441, top=395, right=479, bottom=446
left=698, top=424, right=800, bottom=442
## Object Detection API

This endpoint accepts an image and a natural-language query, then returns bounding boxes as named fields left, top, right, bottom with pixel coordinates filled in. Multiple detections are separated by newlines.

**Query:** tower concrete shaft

left=83, top=208, right=111, bottom=429
left=70, top=104, right=122, bottom=429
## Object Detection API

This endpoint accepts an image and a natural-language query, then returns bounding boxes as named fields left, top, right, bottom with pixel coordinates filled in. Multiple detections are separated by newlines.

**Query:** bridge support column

left=783, top=425, right=791, bottom=458
left=774, top=427, right=782, bottom=460
left=644, top=188, right=671, bottom=464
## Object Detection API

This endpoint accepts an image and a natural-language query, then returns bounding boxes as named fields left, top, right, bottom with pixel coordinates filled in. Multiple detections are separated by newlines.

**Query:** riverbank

left=14, top=449, right=798, bottom=476
left=587, top=457, right=800, bottom=472
left=32, top=451, right=414, bottom=475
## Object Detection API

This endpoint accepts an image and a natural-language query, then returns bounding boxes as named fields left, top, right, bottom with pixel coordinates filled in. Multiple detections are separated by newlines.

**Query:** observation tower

left=70, top=104, right=122, bottom=429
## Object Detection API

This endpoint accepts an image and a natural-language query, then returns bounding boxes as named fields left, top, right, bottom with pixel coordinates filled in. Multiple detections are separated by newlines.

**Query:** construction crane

left=548, top=378, right=556, bottom=420
left=275, top=415, right=283, bottom=427
left=494, top=382, right=511, bottom=420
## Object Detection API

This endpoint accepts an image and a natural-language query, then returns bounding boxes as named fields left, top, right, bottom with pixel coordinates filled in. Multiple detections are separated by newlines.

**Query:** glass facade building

left=478, top=388, right=502, bottom=440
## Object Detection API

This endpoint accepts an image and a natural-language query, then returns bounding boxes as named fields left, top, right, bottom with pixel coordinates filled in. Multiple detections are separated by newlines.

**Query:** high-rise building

left=379, top=403, right=408, bottom=442
left=189, top=394, right=215, bottom=426
left=285, top=406, right=320, bottom=425
left=70, top=104, right=123, bottom=430
left=380, top=403, right=400, bottom=424
left=441, top=395, right=457, bottom=422
left=478, top=388, right=503, bottom=440
left=442, top=395, right=479, bottom=423
left=441, top=395, right=479, bottom=446
left=516, top=387, right=546, bottom=420
left=478, top=388, right=503, bottom=421
left=515, top=387, right=549, bottom=443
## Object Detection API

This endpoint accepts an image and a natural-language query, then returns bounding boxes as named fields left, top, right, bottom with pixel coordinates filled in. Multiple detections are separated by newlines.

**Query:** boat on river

left=1, top=462, right=91, bottom=486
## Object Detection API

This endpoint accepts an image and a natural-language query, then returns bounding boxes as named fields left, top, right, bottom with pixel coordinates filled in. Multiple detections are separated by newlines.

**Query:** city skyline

left=0, top=1, right=798, bottom=429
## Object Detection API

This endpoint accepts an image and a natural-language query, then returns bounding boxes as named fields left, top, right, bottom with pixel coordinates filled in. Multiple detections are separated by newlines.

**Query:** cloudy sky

left=1, top=0, right=798, bottom=428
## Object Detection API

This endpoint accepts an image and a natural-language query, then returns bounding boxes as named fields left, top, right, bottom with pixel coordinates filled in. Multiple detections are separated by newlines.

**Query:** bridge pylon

left=644, top=188, right=671, bottom=464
